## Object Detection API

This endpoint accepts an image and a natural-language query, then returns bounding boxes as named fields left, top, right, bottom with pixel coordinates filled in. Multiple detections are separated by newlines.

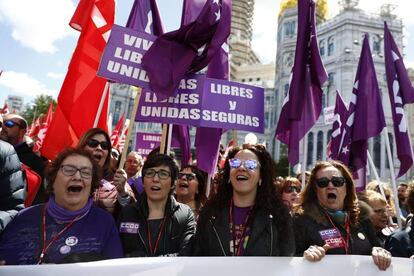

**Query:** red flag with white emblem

left=110, top=113, right=124, bottom=149
left=33, top=101, right=54, bottom=152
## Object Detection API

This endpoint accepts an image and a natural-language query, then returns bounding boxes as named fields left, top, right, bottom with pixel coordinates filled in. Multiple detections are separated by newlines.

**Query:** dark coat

left=118, top=195, right=196, bottom=257
left=0, top=140, right=25, bottom=232
left=293, top=204, right=380, bottom=256
left=193, top=204, right=295, bottom=256
left=384, top=225, right=414, bottom=258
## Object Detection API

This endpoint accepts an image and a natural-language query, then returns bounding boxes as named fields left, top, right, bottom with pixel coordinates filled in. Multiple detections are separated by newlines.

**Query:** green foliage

left=22, top=95, right=56, bottom=125
left=276, top=156, right=290, bottom=177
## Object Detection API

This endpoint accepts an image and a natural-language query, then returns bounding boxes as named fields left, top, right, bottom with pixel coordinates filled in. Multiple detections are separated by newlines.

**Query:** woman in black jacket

left=193, top=144, right=295, bottom=256
left=118, top=153, right=196, bottom=257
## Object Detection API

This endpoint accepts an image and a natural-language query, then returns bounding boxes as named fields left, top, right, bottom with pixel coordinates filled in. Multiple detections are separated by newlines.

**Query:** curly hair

left=198, top=144, right=290, bottom=234
left=296, top=160, right=360, bottom=226
left=45, top=147, right=102, bottom=196
left=277, top=176, right=301, bottom=196
left=76, top=128, right=112, bottom=174
left=406, top=181, right=414, bottom=214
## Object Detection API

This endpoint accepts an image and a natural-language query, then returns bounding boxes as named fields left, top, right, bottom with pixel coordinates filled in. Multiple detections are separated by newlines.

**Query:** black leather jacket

left=193, top=204, right=295, bottom=256
left=118, top=195, right=196, bottom=257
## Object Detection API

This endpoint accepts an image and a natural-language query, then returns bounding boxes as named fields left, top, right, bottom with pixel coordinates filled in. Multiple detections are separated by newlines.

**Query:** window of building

left=114, top=101, right=122, bottom=113
left=284, top=84, right=289, bottom=97
left=373, top=135, right=381, bottom=170
left=307, top=132, right=314, bottom=166
left=328, top=36, right=335, bottom=56
left=317, top=131, right=324, bottom=161
left=319, top=40, right=325, bottom=56
left=283, top=21, right=296, bottom=38
left=372, top=34, right=381, bottom=53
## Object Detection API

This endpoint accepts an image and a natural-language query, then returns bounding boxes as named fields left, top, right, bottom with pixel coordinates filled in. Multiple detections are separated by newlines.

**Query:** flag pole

left=367, top=150, right=394, bottom=226
left=118, top=87, right=142, bottom=169
left=301, top=133, right=308, bottom=189
left=93, top=82, right=110, bottom=127
left=382, top=128, right=403, bottom=228
left=160, top=124, right=169, bottom=154
left=232, top=129, right=238, bottom=146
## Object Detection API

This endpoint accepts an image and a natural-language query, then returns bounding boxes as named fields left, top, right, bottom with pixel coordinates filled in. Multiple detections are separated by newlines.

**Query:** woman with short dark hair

left=118, top=153, right=196, bottom=257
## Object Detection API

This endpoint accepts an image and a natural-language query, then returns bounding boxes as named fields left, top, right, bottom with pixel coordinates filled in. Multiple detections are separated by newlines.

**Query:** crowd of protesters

left=0, top=114, right=413, bottom=267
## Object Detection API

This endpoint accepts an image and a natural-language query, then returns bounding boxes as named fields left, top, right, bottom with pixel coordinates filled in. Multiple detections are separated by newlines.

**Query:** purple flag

left=141, top=0, right=231, bottom=100
left=384, top=21, right=414, bottom=177
left=126, top=0, right=191, bottom=165
left=126, top=0, right=164, bottom=35
left=275, top=0, right=328, bottom=165
left=337, top=35, right=386, bottom=191
left=329, top=90, right=348, bottom=160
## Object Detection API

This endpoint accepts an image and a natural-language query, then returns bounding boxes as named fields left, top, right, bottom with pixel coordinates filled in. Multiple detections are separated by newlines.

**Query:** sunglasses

left=178, top=172, right=196, bottom=181
left=86, top=139, right=110, bottom=150
left=229, top=158, right=260, bottom=171
left=315, top=176, right=346, bottom=188
left=284, top=185, right=301, bottom=193
left=60, top=164, right=93, bottom=179
left=3, top=120, right=24, bottom=129
left=144, top=168, right=171, bottom=180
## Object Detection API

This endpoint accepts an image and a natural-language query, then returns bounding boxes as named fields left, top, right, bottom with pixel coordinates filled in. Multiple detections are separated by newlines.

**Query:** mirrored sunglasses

left=86, top=139, right=110, bottom=150
left=229, top=158, right=260, bottom=171
left=315, top=176, right=346, bottom=188
left=4, top=120, right=24, bottom=129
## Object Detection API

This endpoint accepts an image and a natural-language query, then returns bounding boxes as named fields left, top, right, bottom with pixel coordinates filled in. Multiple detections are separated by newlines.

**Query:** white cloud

left=47, top=72, right=65, bottom=79
left=0, top=0, right=76, bottom=53
left=0, top=71, right=58, bottom=98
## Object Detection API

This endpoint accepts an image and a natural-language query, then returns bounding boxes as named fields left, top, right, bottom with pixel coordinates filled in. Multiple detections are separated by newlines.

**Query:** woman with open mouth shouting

left=175, top=165, right=208, bottom=220
left=77, top=128, right=134, bottom=218
left=0, top=148, right=123, bottom=264
left=193, top=144, right=295, bottom=256
left=118, top=153, right=196, bottom=257
left=293, top=160, right=392, bottom=271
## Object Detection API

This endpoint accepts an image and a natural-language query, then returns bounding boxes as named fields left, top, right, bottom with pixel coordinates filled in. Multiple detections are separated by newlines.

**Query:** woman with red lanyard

left=0, top=148, right=123, bottom=264
left=193, top=144, right=295, bottom=256
left=293, top=160, right=392, bottom=270
left=118, top=153, right=196, bottom=257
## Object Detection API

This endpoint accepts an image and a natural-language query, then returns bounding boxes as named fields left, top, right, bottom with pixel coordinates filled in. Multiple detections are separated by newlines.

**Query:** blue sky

left=1, top=0, right=414, bottom=109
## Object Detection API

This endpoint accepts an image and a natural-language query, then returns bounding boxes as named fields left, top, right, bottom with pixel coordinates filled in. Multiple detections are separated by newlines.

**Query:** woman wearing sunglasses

left=277, top=177, right=301, bottom=213
left=0, top=148, right=123, bottom=264
left=77, top=128, right=134, bottom=218
left=118, top=153, right=196, bottom=257
left=175, top=165, right=208, bottom=220
left=293, top=160, right=391, bottom=271
left=193, top=144, right=294, bottom=256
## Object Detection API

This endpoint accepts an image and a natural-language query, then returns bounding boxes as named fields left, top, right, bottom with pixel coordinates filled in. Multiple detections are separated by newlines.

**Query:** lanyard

left=229, top=200, right=253, bottom=256
left=323, top=210, right=350, bottom=255
left=38, top=205, right=80, bottom=264
left=147, top=217, right=167, bottom=255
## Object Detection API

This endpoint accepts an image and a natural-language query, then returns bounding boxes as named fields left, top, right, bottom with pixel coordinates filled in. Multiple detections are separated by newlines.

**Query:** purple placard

left=135, top=132, right=180, bottom=157
left=98, top=24, right=155, bottom=89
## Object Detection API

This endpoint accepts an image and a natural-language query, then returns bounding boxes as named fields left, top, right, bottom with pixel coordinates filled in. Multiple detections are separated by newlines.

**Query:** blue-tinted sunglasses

left=3, top=120, right=24, bottom=129
left=229, top=158, right=260, bottom=171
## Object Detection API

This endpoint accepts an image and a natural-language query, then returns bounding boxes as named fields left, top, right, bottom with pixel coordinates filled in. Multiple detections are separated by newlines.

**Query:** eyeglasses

left=60, top=165, right=93, bottom=179
left=315, top=176, right=346, bottom=188
left=4, top=120, right=24, bottom=129
left=144, top=168, right=171, bottom=180
left=86, top=139, right=110, bottom=150
left=178, top=172, right=196, bottom=181
left=284, top=185, right=301, bottom=193
left=229, top=158, right=260, bottom=171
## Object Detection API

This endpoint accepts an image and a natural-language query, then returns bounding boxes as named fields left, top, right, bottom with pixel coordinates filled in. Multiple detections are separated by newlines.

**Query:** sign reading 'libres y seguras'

left=98, top=24, right=265, bottom=133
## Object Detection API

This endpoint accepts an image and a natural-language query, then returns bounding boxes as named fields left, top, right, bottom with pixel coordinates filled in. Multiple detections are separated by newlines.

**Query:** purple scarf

left=47, top=195, right=93, bottom=223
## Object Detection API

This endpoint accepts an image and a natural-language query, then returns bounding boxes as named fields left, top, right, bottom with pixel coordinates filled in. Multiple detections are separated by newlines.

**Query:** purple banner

left=99, top=25, right=264, bottom=133
left=135, top=132, right=180, bottom=157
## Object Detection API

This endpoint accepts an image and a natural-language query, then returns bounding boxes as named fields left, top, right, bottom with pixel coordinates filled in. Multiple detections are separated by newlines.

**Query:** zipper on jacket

left=269, top=214, right=273, bottom=256
left=137, top=227, right=150, bottom=255
left=209, top=216, right=227, bottom=256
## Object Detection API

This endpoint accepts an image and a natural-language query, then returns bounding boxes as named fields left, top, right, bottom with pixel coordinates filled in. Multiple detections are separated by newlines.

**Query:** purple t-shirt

left=230, top=206, right=252, bottom=256
left=0, top=204, right=123, bottom=264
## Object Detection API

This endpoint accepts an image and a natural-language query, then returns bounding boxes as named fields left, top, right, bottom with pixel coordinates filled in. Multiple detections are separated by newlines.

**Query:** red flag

left=118, top=119, right=130, bottom=153
left=41, top=0, right=115, bottom=160
left=33, top=101, right=54, bottom=152
left=29, top=117, right=41, bottom=138
left=0, top=103, right=9, bottom=116
left=110, top=113, right=124, bottom=149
